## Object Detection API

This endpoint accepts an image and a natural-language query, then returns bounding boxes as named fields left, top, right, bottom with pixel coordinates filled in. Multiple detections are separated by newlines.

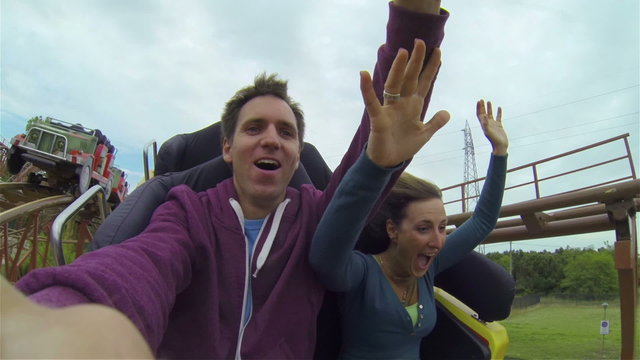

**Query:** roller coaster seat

left=420, top=287, right=509, bottom=359
left=92, top=122, right=332, bottom=248
left=91, top=121, right=513, bottom=359
left=154, top=122, right=333, bottom=188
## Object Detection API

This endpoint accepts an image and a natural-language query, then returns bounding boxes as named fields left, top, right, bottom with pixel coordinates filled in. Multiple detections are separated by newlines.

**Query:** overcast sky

left=1, top=0, right=638, bottom=253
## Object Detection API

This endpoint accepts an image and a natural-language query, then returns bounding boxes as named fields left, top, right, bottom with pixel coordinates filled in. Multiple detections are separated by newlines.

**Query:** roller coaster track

left=0, top=182, right=105, bottom=282
left=0, top=142, right=8, bottom=177
left=442, top=133, right=638, bottom=359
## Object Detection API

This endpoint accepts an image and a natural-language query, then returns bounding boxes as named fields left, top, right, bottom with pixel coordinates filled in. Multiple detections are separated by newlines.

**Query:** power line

left=506, top=84, right=639, bottom=120
left=429, top=84, right=639, bottom=138
left=411, top=119, right=637, bottom=167
left=414, top=112, right=638, bottom=162
left=321, top=86, right=639, bottom=162
left=499, top=121, right=638, bottom=153
left=502, top=112, right=635, bottom=140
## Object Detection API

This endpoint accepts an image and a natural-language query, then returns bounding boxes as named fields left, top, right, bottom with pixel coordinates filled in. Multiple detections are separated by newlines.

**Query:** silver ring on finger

left=383, top=90, right=401, bottom=102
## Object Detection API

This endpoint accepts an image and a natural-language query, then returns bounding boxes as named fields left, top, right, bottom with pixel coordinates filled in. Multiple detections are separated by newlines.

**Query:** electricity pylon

left=462, top=120, right=484, bottom=253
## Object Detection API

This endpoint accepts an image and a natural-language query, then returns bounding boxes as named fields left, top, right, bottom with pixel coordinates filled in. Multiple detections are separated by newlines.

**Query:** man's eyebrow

left=240, top=118, right=266, bottom=127
left=241, top=118, right=297, bottom=132
left=278, top=120, right=297, bottom=129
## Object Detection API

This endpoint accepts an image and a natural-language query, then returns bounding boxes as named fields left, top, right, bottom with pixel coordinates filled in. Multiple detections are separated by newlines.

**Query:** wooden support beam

left=606, top=201, right=637, bottom=360
left=483, top=214, right=613, bottom=244
left=520, top=212, right=549, bottom=234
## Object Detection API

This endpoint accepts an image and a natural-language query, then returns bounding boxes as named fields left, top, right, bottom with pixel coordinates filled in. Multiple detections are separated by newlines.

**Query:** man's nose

left=260, top=125, right=281, bottom=149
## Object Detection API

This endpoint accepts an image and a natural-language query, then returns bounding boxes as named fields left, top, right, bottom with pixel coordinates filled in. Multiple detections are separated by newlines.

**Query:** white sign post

left=600, top=302, right=609, bottom=356
left=600, top=320, right=610, bottom=335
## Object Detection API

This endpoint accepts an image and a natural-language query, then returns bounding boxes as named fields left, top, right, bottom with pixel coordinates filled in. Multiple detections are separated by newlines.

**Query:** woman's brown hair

left=356, top=172, right=442, bottom=254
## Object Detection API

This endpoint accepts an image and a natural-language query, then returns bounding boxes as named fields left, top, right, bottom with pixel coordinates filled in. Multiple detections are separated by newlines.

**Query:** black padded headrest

left=93, top=122, right=332, bottom=249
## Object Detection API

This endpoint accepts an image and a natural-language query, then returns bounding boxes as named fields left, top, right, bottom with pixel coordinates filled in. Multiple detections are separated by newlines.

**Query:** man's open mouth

left=255, top=159, right=281, bottom=171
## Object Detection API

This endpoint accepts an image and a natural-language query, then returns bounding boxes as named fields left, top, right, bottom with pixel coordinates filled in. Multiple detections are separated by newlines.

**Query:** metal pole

left=601, top=302, right=608, bottom=357
left=509, top=241, right=513, bottom=276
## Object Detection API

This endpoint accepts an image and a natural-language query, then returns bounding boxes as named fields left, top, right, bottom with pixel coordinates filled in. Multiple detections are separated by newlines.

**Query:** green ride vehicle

left=8, top=116, right=128, bottom=204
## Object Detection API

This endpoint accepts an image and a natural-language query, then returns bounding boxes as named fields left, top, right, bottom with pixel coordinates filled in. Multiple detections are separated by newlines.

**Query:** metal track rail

left=0, top=195, right=74, bottom=224
left=445, top=179, right=639, bottom=359
left=0, top=187, right=75, bottom=282
left=50, top=185, right=107, bottom=266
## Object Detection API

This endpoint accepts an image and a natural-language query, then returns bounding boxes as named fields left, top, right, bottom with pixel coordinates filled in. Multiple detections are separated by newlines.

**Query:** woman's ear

left=386, top=219, right=398, bottom=244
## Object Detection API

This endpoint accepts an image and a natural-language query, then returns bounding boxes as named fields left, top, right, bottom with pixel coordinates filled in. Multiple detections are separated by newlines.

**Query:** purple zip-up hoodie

left=16, top=4, right=448, bottom=359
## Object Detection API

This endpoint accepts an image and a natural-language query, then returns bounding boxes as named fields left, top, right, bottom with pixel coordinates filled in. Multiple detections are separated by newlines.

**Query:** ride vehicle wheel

left=27, top=172, right=44, bottom=185
left=103, top=177, right=113, bottom=202
left=7, top=147, right=26, bottom=174
left=78, top=159, right=93, bottom=194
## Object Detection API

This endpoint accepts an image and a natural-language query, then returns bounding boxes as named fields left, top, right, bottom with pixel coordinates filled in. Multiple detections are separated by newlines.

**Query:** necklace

left=376, top=254, right=417, bottom=306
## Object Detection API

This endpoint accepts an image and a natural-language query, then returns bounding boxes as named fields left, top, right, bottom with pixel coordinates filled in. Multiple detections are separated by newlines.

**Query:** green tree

left=560, top=251, right=618, bottom=298
left=486, top=252, right=511, bottom=273
left=513, top=250, right=563, bottom=294
left=553, top=246, right=583, bottom=267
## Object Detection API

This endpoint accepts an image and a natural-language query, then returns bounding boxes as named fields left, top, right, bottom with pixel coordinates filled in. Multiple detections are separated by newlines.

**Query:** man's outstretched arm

left=1, top=276, right=153, bottom=359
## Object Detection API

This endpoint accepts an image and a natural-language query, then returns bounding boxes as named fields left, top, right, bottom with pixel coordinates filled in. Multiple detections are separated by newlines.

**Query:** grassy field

left=501, top=298, right=636, bottom=359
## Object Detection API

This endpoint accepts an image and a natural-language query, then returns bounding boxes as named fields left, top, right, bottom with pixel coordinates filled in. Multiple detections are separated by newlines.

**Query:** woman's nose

left=429, top=232, right=445, bottom=250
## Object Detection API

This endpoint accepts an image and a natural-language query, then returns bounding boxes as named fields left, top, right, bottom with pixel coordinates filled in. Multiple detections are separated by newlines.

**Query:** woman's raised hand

left=476, top=99, right=508, bottom=156
left=362, top=39, right=450, bottom=168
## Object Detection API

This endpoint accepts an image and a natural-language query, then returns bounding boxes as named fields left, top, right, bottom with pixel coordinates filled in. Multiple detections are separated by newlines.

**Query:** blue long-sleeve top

left=310, top=151, right=507, bottom=359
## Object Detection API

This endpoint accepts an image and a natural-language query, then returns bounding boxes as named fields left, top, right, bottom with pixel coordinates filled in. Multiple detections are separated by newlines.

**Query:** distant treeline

left=486, top=245, right=619, bottom=297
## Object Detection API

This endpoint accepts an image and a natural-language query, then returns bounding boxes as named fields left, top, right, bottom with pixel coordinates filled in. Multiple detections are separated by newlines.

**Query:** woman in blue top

left=310, top=99, right=508, bottom=359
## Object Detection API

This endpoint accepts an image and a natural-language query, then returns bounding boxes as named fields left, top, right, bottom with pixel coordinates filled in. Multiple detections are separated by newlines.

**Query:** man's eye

left=280, top=128, right=294, bottom=137
left=246, top=126, right=260, bottom=134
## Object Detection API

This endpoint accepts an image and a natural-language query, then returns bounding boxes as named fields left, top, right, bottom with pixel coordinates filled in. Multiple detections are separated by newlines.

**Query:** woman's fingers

left=476, top=99, right=485, bottom=117
left=360, top=71, right=382, bottom=120
left=400, top=39, right=427, bottom=97
left=477, top=99, right=503, bottom=123
left=423, top=110, right=451, bottom=139
left=385, top=40, right=439, bottom=103
left=383, top=48, right=409, bottom=103
left=417, top=48, right=441, bottom=99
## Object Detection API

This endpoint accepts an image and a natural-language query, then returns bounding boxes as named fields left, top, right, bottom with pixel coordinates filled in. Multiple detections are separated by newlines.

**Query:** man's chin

left=245, top=173, right=294, bottom=201
left=250, top=186, right=288, bottom=203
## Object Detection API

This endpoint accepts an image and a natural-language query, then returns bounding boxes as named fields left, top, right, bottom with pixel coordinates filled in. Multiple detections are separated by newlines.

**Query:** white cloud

left=1, top=0, right=638, bottom=251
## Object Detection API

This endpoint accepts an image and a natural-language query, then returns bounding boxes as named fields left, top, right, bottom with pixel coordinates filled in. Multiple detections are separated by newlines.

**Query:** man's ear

left=386, top=219, right=398, bottom=244
left=222, top=138, right=232, bottom=163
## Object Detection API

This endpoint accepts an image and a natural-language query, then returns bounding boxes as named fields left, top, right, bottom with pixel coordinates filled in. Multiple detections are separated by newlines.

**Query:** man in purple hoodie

left=1, top=1, right=449, bottom=358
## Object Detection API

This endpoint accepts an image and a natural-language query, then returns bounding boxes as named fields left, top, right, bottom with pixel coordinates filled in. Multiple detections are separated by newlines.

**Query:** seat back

left=155, top=122, right=332, bottom=189
left=420, top=288, right=509, bottom=359
left=93, top=121, right=333, bottom=249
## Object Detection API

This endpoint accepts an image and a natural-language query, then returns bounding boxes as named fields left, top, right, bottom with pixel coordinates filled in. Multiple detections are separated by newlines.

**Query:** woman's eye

left=417, top=226, right=430, bottom=233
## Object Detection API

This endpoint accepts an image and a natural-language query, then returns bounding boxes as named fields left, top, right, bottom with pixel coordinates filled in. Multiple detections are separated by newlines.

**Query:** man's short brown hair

left=220, top=73, right=305, bottom=148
